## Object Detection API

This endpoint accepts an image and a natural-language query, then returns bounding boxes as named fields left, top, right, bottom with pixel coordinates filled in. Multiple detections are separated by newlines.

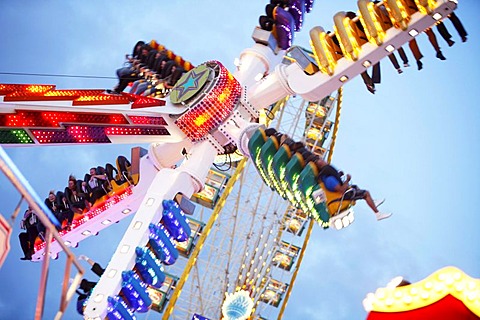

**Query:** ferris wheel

left=0, top=0, right=465, bottom=319
left=160, top=89, right=344, bottom=320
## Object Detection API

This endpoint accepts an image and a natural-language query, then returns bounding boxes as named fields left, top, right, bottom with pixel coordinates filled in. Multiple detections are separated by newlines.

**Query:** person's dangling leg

left=409, top=39, right=424, bottom=70
left=79, top=279, right=98, bottom=293
left=449, top=12, right=467, bottom=42
left=361, top=190, right=392, bottom=220
left=361, top=72, right=375, bottom=94
left=436, top=21, right=454, bottom=47
left=397, top=47, right=409, bottom=67
left=19, top=232, right=31, bottom=260
left=388, top=53, right=402, bottom=74
left=134, top=82, right=150, bottom=95
left=129, top=79, right=143, bottom=93
left=372, top=62, right=381, bottom=84
left=425, top=28, right=446, bottom=60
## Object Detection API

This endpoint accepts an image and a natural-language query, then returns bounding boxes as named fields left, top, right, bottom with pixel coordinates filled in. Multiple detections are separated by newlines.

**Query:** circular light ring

left=175, top=60, right=241, bottom=141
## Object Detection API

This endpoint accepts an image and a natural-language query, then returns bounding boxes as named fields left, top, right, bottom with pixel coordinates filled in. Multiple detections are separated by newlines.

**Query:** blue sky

left=0, top=1, right=479, bottom=319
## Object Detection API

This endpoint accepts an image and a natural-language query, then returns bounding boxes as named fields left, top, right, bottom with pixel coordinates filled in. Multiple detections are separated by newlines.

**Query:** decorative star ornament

left=170, top=65, right=210, bottom=104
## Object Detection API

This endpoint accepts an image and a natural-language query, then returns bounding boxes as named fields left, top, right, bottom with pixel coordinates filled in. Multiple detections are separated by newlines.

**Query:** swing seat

left=272, top=144, right=293, bottom=201
left=260, top=135, right=284, bottom=197
left=324, top=186, right=357, bottom=230
left=329, top=207, right=355, bottom=230
left=284, top=153, right=307, bottom=208
left=248, top=128, right=274, bottom=189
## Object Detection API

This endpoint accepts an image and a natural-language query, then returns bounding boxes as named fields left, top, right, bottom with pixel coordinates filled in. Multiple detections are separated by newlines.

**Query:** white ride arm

left=236, top=0, right=457, bottom=109
left=83, top=140, right=218, bottom=319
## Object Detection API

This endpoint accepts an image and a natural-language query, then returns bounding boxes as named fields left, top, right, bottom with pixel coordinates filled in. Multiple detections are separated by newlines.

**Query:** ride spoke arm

left=243, top=0, right=457, bottom=108
left=84, top=140, right=218, bottom=319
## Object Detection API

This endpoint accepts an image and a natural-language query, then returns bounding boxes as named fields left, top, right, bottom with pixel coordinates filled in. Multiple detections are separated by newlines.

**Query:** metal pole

left=35, top=229, right=52, bottom=320
left=0, top=146, right=85, bottom=320
left=10, top=196, right=24, bottom=225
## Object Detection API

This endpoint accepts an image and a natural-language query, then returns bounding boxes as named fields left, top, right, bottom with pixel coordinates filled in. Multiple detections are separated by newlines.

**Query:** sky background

left=0, top=1, right=479, bottom=319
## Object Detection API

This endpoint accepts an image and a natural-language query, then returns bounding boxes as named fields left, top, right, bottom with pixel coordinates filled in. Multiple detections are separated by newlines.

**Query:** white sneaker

left=376, top=212, right=392, bottom=221
left=78, top=254, right=88, bottom=261
left=374, top=199, right=385, bottom=207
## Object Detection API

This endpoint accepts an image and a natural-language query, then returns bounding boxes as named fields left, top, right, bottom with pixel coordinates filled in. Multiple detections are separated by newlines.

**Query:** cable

left=0, top=71, right=116, bottom=80
left=263, top=107, right=275, bottom=120
left=213, top=153, right=232, bottom=172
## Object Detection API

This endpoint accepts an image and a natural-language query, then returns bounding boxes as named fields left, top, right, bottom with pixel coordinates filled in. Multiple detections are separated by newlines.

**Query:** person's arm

left=334, top=182, right=351, bottom=194
left=344, top=174, right=351, bottom=184
left=91, top=174, right=106, bottom=181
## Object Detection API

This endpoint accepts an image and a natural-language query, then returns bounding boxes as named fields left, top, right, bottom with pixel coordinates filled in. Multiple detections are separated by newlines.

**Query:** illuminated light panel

left=254, top=73, right=264, bottom=81
left=0, top=110, right=128, bottom=128
left=145, top=198, right=155, bottom=207
left=43, top=89, right=105, bottom=97
left=105, top=127, right=170, bottom=136
left=432, top=12, right=442, bottom=21
left=135, top=246, right=166, bottom=288
left=0, top=84, right=55, bottom=96
left=73, top=94, right=130, bottom=106
left=125, top=94, right=166, bottom=109
left=28, top=126, right=169, bottom=144
left=175, top=60, right=241, bottom=141
left=362, top=60, right=372, bottom=68
left=2, top=88, right=129, bottom=106
left=385, top=44, right=395, bottom=53
left=161, top=200, right=191, bottom=242
left=127, top=115, right=167, bottom=126
left=93, top=294, right=105, bottom=303
left=339, top=75, right=349, bottom=82
left=365, top=266, right=480, bottom=317
left=0, top=83, right=166, bottom=109
left=33, top=186, right=133, bottom=252
left=107, top=269, right=118, bottom=278
left=149, top=223, right=179, bottom=265
left=0, top=129, right=34, bottom=144
left=107, top=295, right=135, bottom=320
left=120, top=270, right=152, bottom=313
left=4, top=89, right=105, bottom=101
left=31, top=126, right=109, bottom=144
left=120, top=245, right=130, bottom=254
left=409, top=29, right=419, bottom=37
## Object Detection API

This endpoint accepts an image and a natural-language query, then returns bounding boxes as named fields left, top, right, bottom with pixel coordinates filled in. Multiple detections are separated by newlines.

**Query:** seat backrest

left=116, top=155, right=132, bottom=183
left=271, top=144, right=292, bottom=183
left=105, top=163, right=119, bottom=181
left=284, top=152, right=306, bottom=206
left=320, top=182, right=356, bottom=217
left=298, top=161, right=319, bottom=197
left=259, top=135, right=280, bottom=173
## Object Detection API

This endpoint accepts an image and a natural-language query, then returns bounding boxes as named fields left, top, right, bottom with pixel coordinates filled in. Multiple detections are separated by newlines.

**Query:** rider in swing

left=315, top=158, right=392, bottom=221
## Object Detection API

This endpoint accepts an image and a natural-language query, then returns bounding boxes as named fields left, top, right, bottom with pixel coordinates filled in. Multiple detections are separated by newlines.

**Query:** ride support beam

left=247, top=0, right=457, bottom=106
left=84, top=140, right=218, bottom=319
